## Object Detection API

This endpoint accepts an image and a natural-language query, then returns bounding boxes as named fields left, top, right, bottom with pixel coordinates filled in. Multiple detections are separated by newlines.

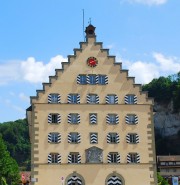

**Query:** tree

left=157, top=173, right=169, bottom=185
left=0, top=135, right=20, bottom=185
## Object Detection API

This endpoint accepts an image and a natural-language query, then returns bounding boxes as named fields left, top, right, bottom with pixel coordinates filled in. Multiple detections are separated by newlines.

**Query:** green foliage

left=0, top=135, right=20, bottom=185
left=0, top=119, right=30, bottom=170
left=157, top=173, right=169, bottom=185
left=142, top=72, right=180, bottom=112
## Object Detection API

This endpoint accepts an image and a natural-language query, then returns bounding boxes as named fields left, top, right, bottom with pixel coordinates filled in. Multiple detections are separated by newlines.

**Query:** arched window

left=66, top=173, right=85, bottom=185
left=106, top=173, right=124, bottom=185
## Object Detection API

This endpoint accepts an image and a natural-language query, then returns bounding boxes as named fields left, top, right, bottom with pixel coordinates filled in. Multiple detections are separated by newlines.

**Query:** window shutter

left=127, top=154, right=131, bottom=163
left=77, top=75, right=81, bottom=84
left=107, top=153, right=111, bottom=163
left=48, top=133, right=52, bottom=143
left=106, top=115, right=110, bottom=124
left=48, top=114, right=52, bottom=123
left=68, top=154, right=72, bottom=163
left=126, top=134, right=130, bottom=143
left=115, top=95, right=118, bottom=104
left=136, top=134, right=139, bottom=143
left=134, top=95, right=137, bottom=104
left=48, top=94, right=52, bottom=103
left=77, top=94, right=80, bottom=104
left=78, top=153, right=81, bottom=163
left=136, top=154, right=140, bottom=163
left=57, top=154, right=61, bottom=163
left=124, top=95, right=128, bottom=104
left=57, top=114, right=61, bottom=123
left=90, top=133, right=98, bottom=144
left=107, top=133, right=110, bottom=143
left=90, top=114, right=97, bottom=124
left=77, top=133, right=81, bottom=143
left=68, top=133, right=71, bottom=143
left=117, top=153, right=120, bottom=163
left=68, top=114, right=71, bottom=123
left=106, top=95, right=109, bottom=104
left=86, top=75, right=90, bottom=84
left=67, top=94, right=71, bottom=103
left=105, top=75, right=108, bottom=84
left=95, top=75, right=99, bottom=84
left=77, top=114, right=80, bottom=123
left=57, top=133, right=61, bottom=143
left=57, top=94, right=61, bottom=103
left=96, top=95, right=99, bottom=104
left=115, top=115, right=119, bottom=124
left=87, top=94, right=90, bottom=104
left=48, top=154, right=52, bottom=163
left=135, top=115, right=138, bottom=124
left=116, top=133, right=120, bottom=143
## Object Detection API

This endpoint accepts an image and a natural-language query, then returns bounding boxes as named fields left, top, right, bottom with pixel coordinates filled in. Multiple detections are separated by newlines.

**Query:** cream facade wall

left=28, top=28, right=157, bottom=185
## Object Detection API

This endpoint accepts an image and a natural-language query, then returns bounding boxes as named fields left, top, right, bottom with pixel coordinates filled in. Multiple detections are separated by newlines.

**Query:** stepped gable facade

left=27, top=24, right=157, bottom=185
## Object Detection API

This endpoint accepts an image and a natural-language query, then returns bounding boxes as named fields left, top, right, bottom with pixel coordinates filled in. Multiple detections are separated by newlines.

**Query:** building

left=27, top=24, right=157, bottom=185
left=157, top=155, right=180, bottom=184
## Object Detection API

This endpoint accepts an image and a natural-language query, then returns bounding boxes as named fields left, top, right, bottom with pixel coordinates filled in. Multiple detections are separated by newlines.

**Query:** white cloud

left=0, top=55, right=67, bottom=85
left=118, top=52, right=180, bottom=84
left=19, top=93, right=29, bottom=103
left=125, top=0, right=167, bottom=5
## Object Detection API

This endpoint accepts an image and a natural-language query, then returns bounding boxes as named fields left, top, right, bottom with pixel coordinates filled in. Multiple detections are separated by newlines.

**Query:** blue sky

left=0, top=0, right=180, bottom=122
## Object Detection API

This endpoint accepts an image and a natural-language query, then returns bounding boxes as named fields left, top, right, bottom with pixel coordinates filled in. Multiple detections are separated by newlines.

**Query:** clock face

left=87, top=57, right=98, bottom=67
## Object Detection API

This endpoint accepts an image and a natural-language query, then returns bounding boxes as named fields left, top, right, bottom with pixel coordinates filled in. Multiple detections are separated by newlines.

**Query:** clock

left=87, top=57, right=98, bottom=67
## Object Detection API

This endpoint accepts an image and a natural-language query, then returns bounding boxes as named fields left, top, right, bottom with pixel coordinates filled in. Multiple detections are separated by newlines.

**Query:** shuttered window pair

left=107, top=133, right=120, bottom=144
left=87, top=94, right=99, bottom=104
left=126, top=133, right=139, bottom=144
left=68, top=133, right=81, bottom=143
left=48, top=114, right=61, bottom=124
left=77, top=74, right=108, bottom=85
left=67, top=94, right=80, bottom=104
left=124, top=94, right=137, bottom=104
left=68, top=153, right=81, bottom=163
left=125, top=114, right=138, bottom=125
left=48, top=94, right=61, bottom=103
left=68, top=113, right=80, bottom=124
left=107, top=153, right=120, bottom=163
left=127, top=153, right=140, bottom=163
left=106, top=114, right=119, bottom=124
left=48, top=133, right=61, bottom=143
left=48, top=153, right=61, bottom=164
left=106, top=95, right=118, bottom=104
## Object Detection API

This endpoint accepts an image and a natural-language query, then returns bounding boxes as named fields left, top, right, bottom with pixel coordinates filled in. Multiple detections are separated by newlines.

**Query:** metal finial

left=88, top=18, right=91, bottom=25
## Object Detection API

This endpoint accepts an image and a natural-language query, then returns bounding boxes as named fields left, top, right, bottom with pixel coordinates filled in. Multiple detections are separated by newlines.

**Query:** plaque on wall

left=85, top=146, right=103, bottom=163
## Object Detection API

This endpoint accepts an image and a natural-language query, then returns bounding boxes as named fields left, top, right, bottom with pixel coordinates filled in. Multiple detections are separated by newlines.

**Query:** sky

left=0, top=0, right=180, bottom=122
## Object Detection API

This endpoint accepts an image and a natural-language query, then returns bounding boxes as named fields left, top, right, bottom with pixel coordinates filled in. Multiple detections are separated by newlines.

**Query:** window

left=68, top=113, right=80, bottom=124
left=129, top=134, right=136, bottom=143
left=71, top=133, right=78, bottom=143
left=88, top=75, right=96, bottom=85
left=126, top=133, right=139, bottom=144
left=126, top=114, right=138, bottom=125
left=51, top=133, right=58, bottom=143
left=107, top=133, right=119, bottom=144
left=106, top=94, right=117, bottom=104
left=87, top=94, right=99, bottom=104
left=68, top=94, right=80, bottom=104
left=89, top=113, right=97, bottom=124
left=48, top=132, right=61, bottom=143
left=127, top=153, right=140, bottom=163
left=106, top=114, right=118, bottom=124
left=77, top=75, right=87, bottom=84
left=48, top=153, right=61, bottom=163
left=90, top=133, right=98, bottom=144
left=98, top=75, right=107, bottom=85
left=125, top=94, right=137, bottom=104
left=68, top=133, right=80, bottom=144
left=68, top=153, right=80, bottom=164
left=48, top=94, right=60, bottom=103
left=109, top=153, right=118, bottom=163
left=48, top=114, right=61, bottom=124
